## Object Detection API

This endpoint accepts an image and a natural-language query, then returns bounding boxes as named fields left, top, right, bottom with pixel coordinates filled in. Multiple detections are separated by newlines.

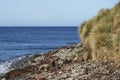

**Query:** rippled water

left=0, top=27, right=80, bottom=62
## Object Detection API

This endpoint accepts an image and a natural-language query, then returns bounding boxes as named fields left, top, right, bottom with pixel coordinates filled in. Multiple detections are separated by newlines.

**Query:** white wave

left=0, top=61, right=12, bottom=75
left=0, top=56, right=27, bottom=75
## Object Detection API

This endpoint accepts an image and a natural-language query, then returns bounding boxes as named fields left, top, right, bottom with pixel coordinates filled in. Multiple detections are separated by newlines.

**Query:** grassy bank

left=79, top=2, right=120, bottom=63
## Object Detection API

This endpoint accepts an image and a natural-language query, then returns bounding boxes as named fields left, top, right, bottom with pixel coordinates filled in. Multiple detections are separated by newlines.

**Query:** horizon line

left=0, top=26, right=79, bottom=27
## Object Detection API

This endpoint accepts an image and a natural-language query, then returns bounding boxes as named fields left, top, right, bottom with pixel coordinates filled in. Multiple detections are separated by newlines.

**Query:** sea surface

left=0, top=27, right=80, bottom=62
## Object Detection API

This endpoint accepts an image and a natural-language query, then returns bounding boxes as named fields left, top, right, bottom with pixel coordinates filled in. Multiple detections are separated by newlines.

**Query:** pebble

left=60, top=74, right=68, bottom=79
left=100, top=76, right=109, bottom=80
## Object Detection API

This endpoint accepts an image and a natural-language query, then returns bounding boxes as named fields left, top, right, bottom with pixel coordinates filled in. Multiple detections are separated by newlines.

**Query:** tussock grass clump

left=113, top=14, right=120, bottom=30
left=79, top=2, right=120, bottom=63
left=94, top=9, right=111, bottom=22
left=112, top=2, right=120, bottom=14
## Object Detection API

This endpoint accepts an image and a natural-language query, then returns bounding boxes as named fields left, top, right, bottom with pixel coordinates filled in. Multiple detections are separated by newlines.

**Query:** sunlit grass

left=79, top=2, right=120, bottom=63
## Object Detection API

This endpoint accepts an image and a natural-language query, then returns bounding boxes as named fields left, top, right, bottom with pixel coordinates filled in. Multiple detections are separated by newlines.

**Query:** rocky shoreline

left=0, top=43, right=120, bottom=80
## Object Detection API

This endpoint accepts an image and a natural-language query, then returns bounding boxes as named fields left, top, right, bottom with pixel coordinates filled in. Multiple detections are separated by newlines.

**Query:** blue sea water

left=0, top=27, right=80, bottom=62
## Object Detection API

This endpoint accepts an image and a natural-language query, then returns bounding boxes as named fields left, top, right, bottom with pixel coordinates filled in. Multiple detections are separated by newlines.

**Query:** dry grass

left=79, top=2, right=120, bottom=63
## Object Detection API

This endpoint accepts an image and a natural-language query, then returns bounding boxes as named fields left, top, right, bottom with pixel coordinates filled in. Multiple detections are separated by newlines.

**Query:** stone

left=60, top=74, right=68, bottom=79
left=59, top=71, right=62, bottom=74
left=100, top=76, right=109, bottom=80
left=78, top=75, right=90, bottom=79
left=67, top=78, right=74, bottom=80
left=74, top=78, right=79, bottom=80
left=71, top=73, right=79, bottom=77
left=34, top=56, right=44, bottom=62
left=1, top=78, right=6, bottom=80
left=48, top=75, right=52, bottom=79
left=71, top=69, right=76, bottom=74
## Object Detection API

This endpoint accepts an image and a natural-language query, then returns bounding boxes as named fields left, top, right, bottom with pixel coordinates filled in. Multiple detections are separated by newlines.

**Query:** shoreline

left=0, top=43, right=83, bottom=79
left=0, top=43, right=80, bottom=75
left=1, top=43, right=120, bottom=80
left=0, top=55, right=29, bottom=75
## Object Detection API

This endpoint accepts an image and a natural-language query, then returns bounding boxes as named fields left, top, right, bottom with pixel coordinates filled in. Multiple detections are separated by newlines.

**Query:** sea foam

left=0, top=56, right=26, bottom=75
left=0, top=61, right=12, bottom=75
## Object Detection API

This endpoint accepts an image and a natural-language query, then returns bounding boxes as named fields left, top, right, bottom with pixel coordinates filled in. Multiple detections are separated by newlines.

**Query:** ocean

left=0, top=27, right=80, bottom=62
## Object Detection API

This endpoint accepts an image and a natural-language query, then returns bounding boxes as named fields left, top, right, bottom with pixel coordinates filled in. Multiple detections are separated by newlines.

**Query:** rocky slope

left=0, top=44, right=120, bottom=80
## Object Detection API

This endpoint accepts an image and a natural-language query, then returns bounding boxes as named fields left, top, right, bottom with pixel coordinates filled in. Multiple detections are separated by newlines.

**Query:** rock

left=48, top=75, right=52, bottom=79
left=100, top=76, right=109, bottom=80
left=78, top=75, right=90, bottom=79
left=116, top=63, right=120, bottom=69
left=67, top=77, right=74, bottom=80
left=81, top=68, right=85, bottom=73
left=73, top=56, right=78, bottom=61
left=38, top=78, right=47, bottom=80
left=1, top=78, right=5, bottom=80
left=71, top=69, right=76, bottom=73
left=74, top=78, right=79, bottom=80
left=34, top=56, right=44, bottom=62
left=71, top=73, right=79, bottom=77
left=60, top=74, right=68, bottom=79
left=59, top=71, right=62, bottom=74
left=39, top=64, right=50, bottom=71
